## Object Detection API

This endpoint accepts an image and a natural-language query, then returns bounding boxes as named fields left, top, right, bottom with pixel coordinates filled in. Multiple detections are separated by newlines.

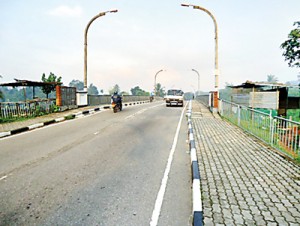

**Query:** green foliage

left=267, top=75, right=278, bottom=83
left=0, top=75, right=3, bottom=100
left=41, top=72, right=62, bottom=98
left=109, top=84, right=121, bottom=95
left=64, top=114, right=75, bottom=120
left=288, top=87, right=300, bottom=97
left=0, top=116, right=35, bottom=124
left=281, top=21, right=300, bottom=68
left=130, top=86, right=149, bottom=96
left=69, top=80, right=100, bottom=95
left=69, top=79, right=84, bottom=91
left=0, top=86, right=53, bottom=102
left=287, top=109, right=300, bottom=122
left=155, top=83, right=165, bottom=97
left=88, top=83, right=99, bottom=95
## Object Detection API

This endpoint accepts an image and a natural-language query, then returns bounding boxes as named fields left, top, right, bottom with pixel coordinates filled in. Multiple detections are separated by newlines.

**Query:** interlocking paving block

left=191, top=100, right=300, bottom=225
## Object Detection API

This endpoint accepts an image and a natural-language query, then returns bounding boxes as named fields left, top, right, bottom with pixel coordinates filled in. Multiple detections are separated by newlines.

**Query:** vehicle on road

left=165, top=89, right=184, bottom=107
left=111, top=101, right=122, bottom=113
left=111, top=92, right=122, bottom=113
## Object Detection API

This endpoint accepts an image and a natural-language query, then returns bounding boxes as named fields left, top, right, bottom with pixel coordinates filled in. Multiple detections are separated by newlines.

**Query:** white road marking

left=150, top=102, right=188, bottom=226
left=0, top=109, right=108, bottom=140
left=0, top=175, right=8, bottom=181
left=125, top=103, right=164, bottom=120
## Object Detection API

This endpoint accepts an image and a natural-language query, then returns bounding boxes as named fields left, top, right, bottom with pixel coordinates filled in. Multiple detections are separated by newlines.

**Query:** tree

left=130, top=86, right=149, bottom=96
left=109, top=84, right=120, bottom=95
left=155, top=83, right=165, bottom=97
left=69, top=80, right=101, bottom=95
left=41, top=72, right=62, bottom=98
left=267, top=75, right=278, bottom=83
left=88, top=83, right=99, bottom=95
left=281, top=21, right=300, bottom=68
left=69, top=80, right=84, bottom=91
left=0, top=75, right=3, bottom=100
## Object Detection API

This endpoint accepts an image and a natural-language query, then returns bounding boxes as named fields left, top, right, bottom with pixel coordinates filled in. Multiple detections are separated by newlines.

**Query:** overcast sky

left=0, top=0, right=299, bottom=94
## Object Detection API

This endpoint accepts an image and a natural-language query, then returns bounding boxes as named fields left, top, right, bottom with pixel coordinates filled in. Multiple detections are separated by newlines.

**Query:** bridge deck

left=192, top=100, right=300, bottom=225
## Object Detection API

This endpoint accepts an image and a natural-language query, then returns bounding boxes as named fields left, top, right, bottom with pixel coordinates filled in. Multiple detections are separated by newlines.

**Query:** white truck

left=165, top=89, right=184, bottom=107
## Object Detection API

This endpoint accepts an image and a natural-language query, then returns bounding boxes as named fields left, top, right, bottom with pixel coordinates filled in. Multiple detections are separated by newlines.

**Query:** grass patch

left=0, top=116, right=35, bottom=124
left=64, top=114, right=75, bottom=120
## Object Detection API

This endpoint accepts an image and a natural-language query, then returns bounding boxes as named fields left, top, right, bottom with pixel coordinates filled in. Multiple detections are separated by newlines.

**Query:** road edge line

left=150, top=101, right=188, bottom=226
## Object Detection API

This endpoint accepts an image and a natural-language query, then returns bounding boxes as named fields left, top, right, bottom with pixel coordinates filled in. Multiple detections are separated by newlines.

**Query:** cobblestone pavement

left=192, top=100, right=300, bottom=226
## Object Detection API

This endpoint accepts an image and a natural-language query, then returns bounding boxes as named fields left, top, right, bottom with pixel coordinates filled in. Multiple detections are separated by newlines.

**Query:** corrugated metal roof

left=0, top=79, right=61, bottom=87
left=230, top=80, right=287, bottom=88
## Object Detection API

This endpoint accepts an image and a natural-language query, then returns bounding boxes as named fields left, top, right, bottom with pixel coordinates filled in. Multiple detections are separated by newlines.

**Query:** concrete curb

left=0, top=100, right=150, bottom=139
left=186, top=101, right=203, bottom=226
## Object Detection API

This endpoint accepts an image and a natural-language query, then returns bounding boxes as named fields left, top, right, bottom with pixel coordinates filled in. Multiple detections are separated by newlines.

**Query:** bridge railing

left=88, top=95, right=150, bottom=106
left=219, top=99, right=300, bottom=160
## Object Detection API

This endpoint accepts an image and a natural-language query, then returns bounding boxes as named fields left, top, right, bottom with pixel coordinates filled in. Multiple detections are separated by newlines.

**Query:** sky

left=0, top=0, right=299, bottom=94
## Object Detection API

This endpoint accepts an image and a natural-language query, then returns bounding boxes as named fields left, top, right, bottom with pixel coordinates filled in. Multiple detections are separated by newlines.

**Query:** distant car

left=165, top=89, right=184, bottom=107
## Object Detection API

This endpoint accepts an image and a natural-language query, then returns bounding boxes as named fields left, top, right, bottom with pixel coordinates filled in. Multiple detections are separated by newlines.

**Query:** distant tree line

left=0, top=73, right=157, bottom=102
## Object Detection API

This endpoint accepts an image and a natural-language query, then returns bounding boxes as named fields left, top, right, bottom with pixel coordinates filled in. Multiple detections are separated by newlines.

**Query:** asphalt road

left=0, top=102, right=192, bottom=225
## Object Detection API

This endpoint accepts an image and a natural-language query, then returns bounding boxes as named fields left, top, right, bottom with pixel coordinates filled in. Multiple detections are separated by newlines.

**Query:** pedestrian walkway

left=191, top=100, right=300, bottom=225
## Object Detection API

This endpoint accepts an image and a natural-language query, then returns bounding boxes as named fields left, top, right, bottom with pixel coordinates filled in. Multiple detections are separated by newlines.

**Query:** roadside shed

left=0, top=79, right=61, bottom=100
left=230, top=81, right=300, bottom=117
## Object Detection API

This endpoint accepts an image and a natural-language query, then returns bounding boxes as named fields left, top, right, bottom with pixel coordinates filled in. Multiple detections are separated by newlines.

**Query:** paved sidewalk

left=192, top=100, right=300, bottom=225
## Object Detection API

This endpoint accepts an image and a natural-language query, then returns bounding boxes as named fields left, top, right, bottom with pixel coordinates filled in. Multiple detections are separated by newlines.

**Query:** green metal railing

left=219, top=99, right=300, bottom=160
left=0, top=99, right=56, bottom=119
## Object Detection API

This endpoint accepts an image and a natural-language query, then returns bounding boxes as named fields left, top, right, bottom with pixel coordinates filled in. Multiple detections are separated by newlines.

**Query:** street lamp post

left=154, top=69, right=164, bottom=96
left=191, top=69, right=200, bottom=94
left=84, top=9, right=118, bottom=91
left=181, top=4, right=219, bottom=90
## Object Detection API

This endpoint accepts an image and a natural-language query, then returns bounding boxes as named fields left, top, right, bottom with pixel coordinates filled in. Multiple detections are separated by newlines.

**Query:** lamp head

left=181, top=3, right=190, bottom=7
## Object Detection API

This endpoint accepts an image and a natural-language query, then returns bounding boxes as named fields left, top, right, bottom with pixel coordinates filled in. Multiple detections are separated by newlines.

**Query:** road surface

left=0, top=102, right=192, bottom=225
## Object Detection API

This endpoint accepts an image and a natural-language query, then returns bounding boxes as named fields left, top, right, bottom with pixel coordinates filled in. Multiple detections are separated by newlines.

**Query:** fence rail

left=0, top=100, right=56, bottom=119
left=219, top=99, right=300, bottom=160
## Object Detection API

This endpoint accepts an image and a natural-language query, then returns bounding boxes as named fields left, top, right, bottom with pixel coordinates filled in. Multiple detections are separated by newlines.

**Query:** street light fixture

left=191, top=69, right=200, bottom=94
left=83, top=9, right=118, bottom=91
left=154, top=69, right=165, bottom=96
left=181, top=3, right=219, bottom=90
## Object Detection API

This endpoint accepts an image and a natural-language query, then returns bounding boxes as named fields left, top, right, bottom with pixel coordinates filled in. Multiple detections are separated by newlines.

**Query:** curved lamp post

left=181, top=4, right=219, bottom=90
left=191, top=69, right=200, bottom=94
left=154, top=69, right=164, bottom=96
left=84, top=9, right=118, bottom=90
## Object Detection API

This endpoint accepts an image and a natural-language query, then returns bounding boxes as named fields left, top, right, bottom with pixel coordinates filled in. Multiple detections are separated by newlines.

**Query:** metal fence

left=219, top=99, right=300, bottom=160
left=0, top=99, right=56, bottom=119
left=61, top=86, right=76, bottom=106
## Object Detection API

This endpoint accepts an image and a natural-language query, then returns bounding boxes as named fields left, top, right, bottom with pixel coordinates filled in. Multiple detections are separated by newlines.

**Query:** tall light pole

left=192, top=69, right=200, bottom=94
left=181, top=4, right=219, bottom=90
left=84, top=9, right=118, bottom=91
left=154, top=69, right=164, bottom=96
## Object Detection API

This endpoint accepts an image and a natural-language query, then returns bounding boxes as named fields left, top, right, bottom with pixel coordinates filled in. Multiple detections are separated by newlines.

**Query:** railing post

left=219, top=99, right=222, bottom=116
left=270, top=112, right=274, bottom=146
left=237, top=105, right=241, bottom=126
